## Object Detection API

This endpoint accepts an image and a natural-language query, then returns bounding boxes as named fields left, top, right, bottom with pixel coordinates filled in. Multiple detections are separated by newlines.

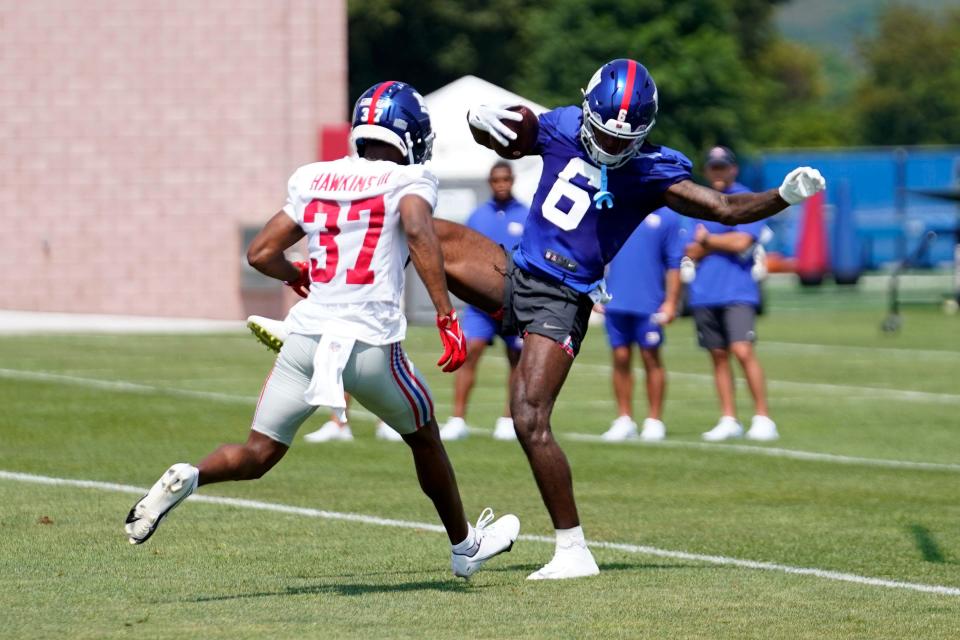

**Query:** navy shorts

left=604, top=311, right=664, bottom=350
left=462, top=305, right=523, bottom=351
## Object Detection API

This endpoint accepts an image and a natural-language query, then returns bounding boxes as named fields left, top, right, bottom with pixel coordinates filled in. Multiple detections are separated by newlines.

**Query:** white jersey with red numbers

left=281, top=156, right=438, bottom=345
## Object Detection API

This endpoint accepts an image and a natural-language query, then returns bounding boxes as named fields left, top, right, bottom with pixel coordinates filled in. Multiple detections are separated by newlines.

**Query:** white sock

left=555, top=525, right=586, bottom=551
left=451, top=523, right=478, bottom=555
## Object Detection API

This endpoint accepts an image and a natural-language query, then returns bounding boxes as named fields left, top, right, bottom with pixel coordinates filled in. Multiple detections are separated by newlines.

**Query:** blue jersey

left=466, top=197, right=528, bottom=251
left=513, top=106, right=693, bottom=293
left=687, top=182, right=763, bottom=308
left=605, top=207, right=685, bottom=315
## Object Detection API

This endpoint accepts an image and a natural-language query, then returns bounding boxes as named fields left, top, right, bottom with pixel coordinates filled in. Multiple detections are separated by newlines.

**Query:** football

left=493, top=105, right=539, bottom=159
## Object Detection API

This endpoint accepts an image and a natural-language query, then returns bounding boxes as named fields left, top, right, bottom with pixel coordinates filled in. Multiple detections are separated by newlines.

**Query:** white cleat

left=303, top=421, right=354, bottom=443
left=527, top=543, right=600, bottom=580
left=124, top=463, right=199, bottom=545
left=492, top=416, right=517, bottom=441
left=639, top=418, right=666, bottom=442
left=246, top=315, right=289, bottom=353
left=702, top=416, right=744, bottom=442
left=601, top=415, right=638, bottom=442
left=439, top=416, right=469, bottom=441
left=746, top=415, right=779, bottom=441
left=451, top=508, right=520, bottom=578
left=375, top=421, right=404, bottom=441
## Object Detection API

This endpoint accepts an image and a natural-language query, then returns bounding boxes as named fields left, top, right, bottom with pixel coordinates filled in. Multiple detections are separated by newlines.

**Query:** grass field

left=1, top=290, right=959, bottom=639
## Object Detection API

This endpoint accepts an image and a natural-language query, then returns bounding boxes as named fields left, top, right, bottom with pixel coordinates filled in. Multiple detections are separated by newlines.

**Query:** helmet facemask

left=579, top=99, right=655, bottom=169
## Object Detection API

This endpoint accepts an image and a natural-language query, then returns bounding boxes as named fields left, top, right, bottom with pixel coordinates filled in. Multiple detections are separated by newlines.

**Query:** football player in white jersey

left=124, top=81, right=520, bottom=578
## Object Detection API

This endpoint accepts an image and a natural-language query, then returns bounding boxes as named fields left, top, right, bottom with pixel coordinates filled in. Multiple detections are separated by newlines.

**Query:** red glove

left=285, top=260, right=310, bottom=298
left=436, top=310, right=467, bottom=372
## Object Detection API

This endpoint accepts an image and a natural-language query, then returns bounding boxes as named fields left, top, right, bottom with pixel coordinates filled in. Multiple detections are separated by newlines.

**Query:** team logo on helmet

left=580, top=59, right=658, bottom=168
left=350, top=81, right=435, bottom=164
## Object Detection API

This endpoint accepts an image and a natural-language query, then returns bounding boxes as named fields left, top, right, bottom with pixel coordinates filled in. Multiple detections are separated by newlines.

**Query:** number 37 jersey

left=281, top=156, right=438, bottom=344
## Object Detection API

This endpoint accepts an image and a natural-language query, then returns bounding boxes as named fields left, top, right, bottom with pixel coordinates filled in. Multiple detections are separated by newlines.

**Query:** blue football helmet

left=580, top=59, right=658, bottom=168
left=350, top=81, right=435, bottom=165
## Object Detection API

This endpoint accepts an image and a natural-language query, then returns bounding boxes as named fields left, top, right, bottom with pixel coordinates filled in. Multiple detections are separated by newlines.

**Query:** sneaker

left=601, top=415, right=638, bottom=442
left=746, top=415, right=779, bottom=441
left=492, top=416, right=517, bottom=441
left=527, top=543, right=600, bottom=580
left=702, top=416, right=744, bottom=442
left=451, top=508, right=521, bottom=578
left=375, top=421, right=404, bottom=442
left=247, top=315, right=289, bottom=353
left=303, top=421, right=354, bottom=443
left=439, top=417, right=469, bottom=441
left=639, top=418, right=666, bottom=442
left=124, top=463, right=199, bottom=545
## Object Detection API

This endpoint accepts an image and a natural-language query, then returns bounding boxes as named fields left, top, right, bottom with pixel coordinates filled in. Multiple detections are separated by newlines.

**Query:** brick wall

left=0, top=0, right=346, bottom=318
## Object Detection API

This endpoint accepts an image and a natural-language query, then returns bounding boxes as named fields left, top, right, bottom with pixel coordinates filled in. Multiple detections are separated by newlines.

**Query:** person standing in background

left=439, top=161, right=528, bottom=442
left=685, top=146, right=778, bottom=442
left=599, top=207, right=684, bottom=442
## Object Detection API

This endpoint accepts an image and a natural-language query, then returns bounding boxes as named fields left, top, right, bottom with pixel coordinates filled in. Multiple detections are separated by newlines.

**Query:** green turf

left=1, top=301, right=958, bottom=638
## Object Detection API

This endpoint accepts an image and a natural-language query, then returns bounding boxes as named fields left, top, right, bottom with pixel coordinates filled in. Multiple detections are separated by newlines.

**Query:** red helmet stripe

left=367, top=81, right=395, bottom=124
left=618, top=61, right=638, bottom=115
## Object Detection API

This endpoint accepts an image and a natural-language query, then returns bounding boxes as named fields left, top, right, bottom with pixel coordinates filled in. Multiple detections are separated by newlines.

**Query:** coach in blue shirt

left=686, top=146, right=778, bottom=442
left=439, top=161, right=528, bottom=442
left=600, top=207, right=684, bottom=442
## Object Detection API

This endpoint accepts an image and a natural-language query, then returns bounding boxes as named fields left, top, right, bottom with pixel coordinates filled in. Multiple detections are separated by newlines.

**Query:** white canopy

left=424, top=75, right=549, bottom=209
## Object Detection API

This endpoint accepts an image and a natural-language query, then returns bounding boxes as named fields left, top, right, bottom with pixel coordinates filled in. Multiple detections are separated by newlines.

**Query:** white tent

left=424, top=75, right=549, bottom=221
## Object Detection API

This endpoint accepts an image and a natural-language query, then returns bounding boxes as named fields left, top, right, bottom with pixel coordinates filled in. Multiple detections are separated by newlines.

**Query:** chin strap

left=593, top=163, right=614, bottom=209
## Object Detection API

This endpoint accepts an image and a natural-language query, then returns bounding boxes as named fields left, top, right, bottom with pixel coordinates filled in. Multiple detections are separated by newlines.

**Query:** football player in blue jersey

left=434, top=58, right=825, bottom=580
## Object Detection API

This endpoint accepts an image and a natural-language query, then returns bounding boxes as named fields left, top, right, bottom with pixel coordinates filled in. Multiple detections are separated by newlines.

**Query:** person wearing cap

left=597, top=206, right=685, bottom=442
left=684, top=147, right=779, bottom=442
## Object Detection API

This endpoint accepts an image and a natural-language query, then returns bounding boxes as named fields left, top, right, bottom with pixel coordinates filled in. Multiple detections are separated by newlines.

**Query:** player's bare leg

left=401, top=418, right=468, bottom=543
left=611, top=345, right=634, bottom=418
left=729, top=342, right=768, bottom=416
left=434, top=219, right=506, bottom=313
left=638, top=347, right=667, bottom=441
left=196, top=430, right=288, bottom=484
left=730, top=341, right=779, bottom=441
left=512, top=334, right=599, bottom=579
left=400, top=417, right=520, bottom=576
left=639, top=347, right=665, bottom=421
left=125, top=431, right=287, bottom=544
left=702, top=348, right=744, bottom=441
left=602, top=345, right=639, bottom=441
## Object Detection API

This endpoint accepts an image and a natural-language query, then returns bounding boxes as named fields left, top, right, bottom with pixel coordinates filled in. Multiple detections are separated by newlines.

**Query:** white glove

left=679, top=256, right=696, bottom=283
left=778, top=167, right=826, bottom=205
left=467, top=104, right=523, bottom=147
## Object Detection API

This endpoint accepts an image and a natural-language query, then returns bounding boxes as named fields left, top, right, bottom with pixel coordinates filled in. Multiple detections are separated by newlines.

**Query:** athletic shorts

left=604, top=311, right=664, bottom=350
left=692, top=304, right=757, bottom=349
left=462, top=305, right=523, bottom=351
left=502, top=255, right=594, bottom=358
left=251, top=333, right=434, bottom=445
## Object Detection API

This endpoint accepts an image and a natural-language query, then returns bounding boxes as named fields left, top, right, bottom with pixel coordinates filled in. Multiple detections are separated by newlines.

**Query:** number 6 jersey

left=514, top=106, right=693, bottom=293
left=281, top=156, right=439, bottom=345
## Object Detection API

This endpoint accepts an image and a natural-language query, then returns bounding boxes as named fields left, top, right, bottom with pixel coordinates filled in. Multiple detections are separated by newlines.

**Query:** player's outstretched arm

left=246, top=211, right=306, bottom=282
left=400, top=195, right=466, bottom=372
left=664, top=167, right=826, bottom=225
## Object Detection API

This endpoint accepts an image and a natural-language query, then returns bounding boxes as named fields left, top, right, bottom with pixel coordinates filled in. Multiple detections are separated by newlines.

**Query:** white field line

left=760, top=341, right=960, bottom=359
left=1, top=469, right=958, bottom=598
left=567, top=363, right=960, bottom=406
left=562, top=433, right=960, bottom=472
left=3, top=367, right=958, bottom=473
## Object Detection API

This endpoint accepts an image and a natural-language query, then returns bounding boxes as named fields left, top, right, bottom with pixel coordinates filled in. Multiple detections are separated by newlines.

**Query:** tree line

left=348, top=1, right=960, bottom=160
